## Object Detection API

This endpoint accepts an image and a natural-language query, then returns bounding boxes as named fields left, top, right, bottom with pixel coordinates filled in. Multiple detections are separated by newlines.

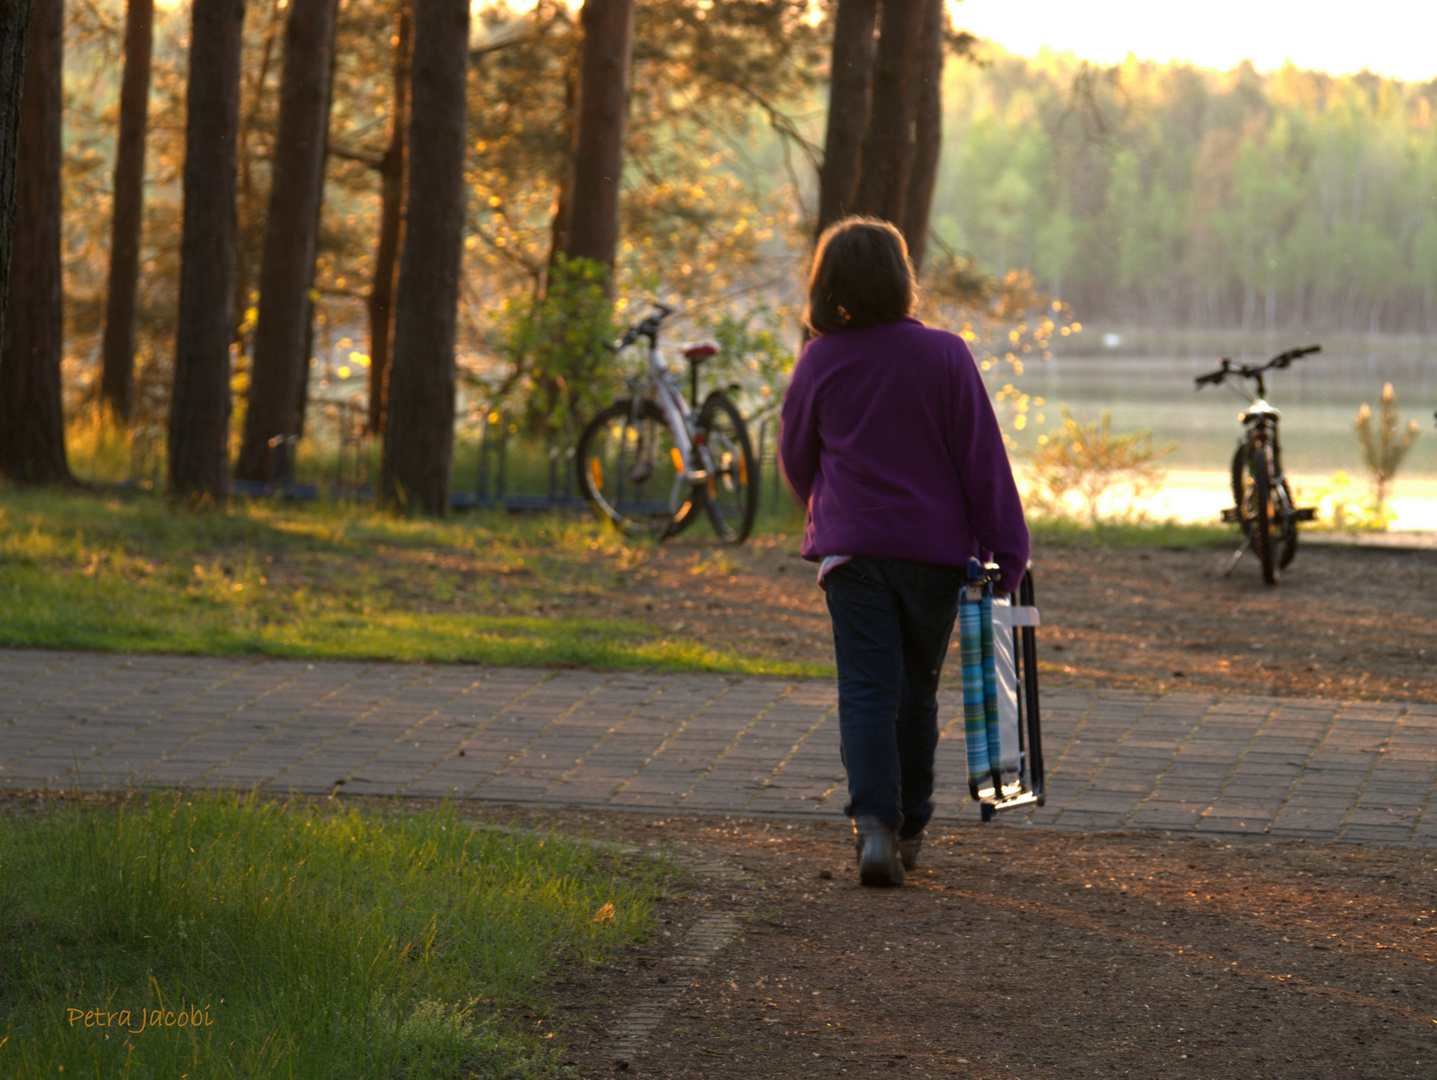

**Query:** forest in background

left=933, top=48, right=1437, bottom=335
left=6, top=0, right=1434, bottom=508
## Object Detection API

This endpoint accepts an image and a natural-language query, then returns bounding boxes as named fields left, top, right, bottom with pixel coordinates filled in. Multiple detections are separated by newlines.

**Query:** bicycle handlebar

left=1194, top=344, right=1320, bottom=389
left=1194, top=358, right=1232, bottom=387
left=611, top=301, right=676, bottom=351
left=1268, top=343, right=1321, bottom=368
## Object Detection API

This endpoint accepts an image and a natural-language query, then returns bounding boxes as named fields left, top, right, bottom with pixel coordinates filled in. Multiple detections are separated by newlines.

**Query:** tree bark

left=380, top=0, right=468, bottom=516
left=167, top=0, right=245, bottom=504
left=0, top=0, right=34, bottom=373
left=235, top=0, right=337, bottom=482
left=853, top=0, right=923, bottom=226
left=292, top=0, right=338, bottom=442
left=229, top=0, right=281, bottom=358
left=544, top=36, right=578, bottom=284
left=366, top=0, right=409, bottom=436
left=902, top=0, right=944, bottom=271
left=0, top=0, right=69, bottom=485
left=98, top=0, right=154, bottom=423
left=814, top=0, right=877, bottom=239
left=563, top=0, right=633, bottom=287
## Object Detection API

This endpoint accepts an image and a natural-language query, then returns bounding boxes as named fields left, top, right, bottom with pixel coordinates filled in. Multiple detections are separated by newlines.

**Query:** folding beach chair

left=960, top=559, right=1045, bottom=821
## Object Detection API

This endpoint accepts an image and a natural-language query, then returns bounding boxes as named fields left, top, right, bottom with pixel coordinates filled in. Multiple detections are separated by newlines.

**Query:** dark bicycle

left=1195, top=345, right=1320, bottom=585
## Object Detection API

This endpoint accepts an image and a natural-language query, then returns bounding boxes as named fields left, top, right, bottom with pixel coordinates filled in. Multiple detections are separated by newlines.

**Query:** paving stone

left=3, top=648, right=1435, bottom=848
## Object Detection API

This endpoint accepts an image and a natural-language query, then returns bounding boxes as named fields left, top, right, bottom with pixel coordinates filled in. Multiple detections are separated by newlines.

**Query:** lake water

left=1002, top=335, right=1437, bottom=529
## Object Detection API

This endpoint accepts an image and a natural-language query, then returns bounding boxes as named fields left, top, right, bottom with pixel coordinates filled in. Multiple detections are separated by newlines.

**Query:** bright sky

left=951, top=0, right=1437, bottom=82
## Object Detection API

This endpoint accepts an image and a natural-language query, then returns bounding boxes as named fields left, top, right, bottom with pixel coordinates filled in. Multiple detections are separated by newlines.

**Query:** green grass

left=0, top=791, right=674, bottom=1079
left=0, top=487, right=1231, bottom=676
left=0, top=486, right=812, bottom=675
left=1027, top=513, right=1234, bottom=549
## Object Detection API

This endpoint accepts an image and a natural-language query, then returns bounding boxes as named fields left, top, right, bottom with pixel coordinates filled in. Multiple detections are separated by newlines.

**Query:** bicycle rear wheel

left=576, top=399, right=701, bottom=539
left=1274, top=476, right=1299, bottom=569
left=696, top=392, right=757, bottom=544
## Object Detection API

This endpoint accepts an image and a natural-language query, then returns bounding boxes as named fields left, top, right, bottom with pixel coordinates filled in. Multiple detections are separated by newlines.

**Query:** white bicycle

left=576, top=303, right=757, bottom=544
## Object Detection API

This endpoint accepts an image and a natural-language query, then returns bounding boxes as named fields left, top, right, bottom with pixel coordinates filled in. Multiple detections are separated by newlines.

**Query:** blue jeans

left=824, top=555, right=964, bottom=838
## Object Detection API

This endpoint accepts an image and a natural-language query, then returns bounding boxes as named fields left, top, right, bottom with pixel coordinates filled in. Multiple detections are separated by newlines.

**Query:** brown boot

left=897, top=832, right=923, bottom=871
left=853, top=816, right=904, bottom=886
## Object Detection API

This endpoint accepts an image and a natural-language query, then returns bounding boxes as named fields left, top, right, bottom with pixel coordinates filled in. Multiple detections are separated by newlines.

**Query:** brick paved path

left=2, top=648, right=1434, bottom=845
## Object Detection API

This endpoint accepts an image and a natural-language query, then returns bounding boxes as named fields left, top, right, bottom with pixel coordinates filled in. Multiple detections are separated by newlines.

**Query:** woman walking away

left=779, top=216, right=1029, bottom=887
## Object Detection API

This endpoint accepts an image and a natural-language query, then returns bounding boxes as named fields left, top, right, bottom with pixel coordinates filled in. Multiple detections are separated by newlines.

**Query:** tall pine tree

left=98, top=0, right=154, bottom=422
left=380, top=0, right=468, bottom=515
left=0, top=0, right=69, bottom=485
left=235, top=0, right=337, bottom=483
left=167, top=0, right=245, bottom=503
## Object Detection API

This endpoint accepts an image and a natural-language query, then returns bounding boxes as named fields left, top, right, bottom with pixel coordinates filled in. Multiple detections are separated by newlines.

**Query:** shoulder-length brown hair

left=804, top=216, right=917, bottom=336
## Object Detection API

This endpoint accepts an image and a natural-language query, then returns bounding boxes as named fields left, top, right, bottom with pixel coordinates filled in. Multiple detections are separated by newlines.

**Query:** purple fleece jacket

left=778, top=318, right=1030, bottom=595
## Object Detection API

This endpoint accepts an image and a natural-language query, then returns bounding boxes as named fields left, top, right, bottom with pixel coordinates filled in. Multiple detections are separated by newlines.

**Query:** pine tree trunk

left=167, top=0, right=245, bottom=504
left=292, top=7, right=337, bottom=441
left=814, top=0, right=877, bottom=239
left=366, top=1, right=409, bottom=436
left=544, top=43, right=578, bottom=284
left=0, top=0, right=33, bottom=378
left=98, top=0, right=153, bottom=423
left=0, top=0, right=69, bottom=485
left=380, top=0, right=468, bottom=516
left=853, top=0, right=923, bottom=226
left=0, top=3, right=31, bottom=341
left=564, top=0, right=633, bottom=288
left=229, top=3, right=281, bottom=359
left=235, top=0, right=336, bottom=482
left=901, top=0, right=943, bottom=272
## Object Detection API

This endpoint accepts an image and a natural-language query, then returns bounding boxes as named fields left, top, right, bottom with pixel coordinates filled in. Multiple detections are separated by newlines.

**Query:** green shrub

left=1024, top=408, right=1175, bottom=523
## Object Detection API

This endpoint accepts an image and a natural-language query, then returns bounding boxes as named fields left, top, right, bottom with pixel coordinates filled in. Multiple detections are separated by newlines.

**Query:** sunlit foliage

left=58, top=0, right=826, bottom=443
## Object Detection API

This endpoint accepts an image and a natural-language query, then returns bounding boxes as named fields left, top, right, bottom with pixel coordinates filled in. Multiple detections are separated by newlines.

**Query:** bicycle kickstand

left=1222, top=536, right=1250, bottom=577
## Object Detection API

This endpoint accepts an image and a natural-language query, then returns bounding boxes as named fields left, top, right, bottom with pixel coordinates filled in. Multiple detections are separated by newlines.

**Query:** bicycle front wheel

left=1246, top=446, right=1278, bottom=584
left=696, top=392, right=757, bottom=544
left=1232, top=443, right=1285, bottom=583
left=576, top=399, right=701, bottom=539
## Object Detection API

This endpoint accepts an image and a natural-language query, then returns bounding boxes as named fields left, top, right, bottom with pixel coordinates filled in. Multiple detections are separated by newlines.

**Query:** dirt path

left=512, top=807, right=1437, bottom=1080
left=592, top=534, right=1437, bottom=703
left=515, top=536, right=1437, bottom=1078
